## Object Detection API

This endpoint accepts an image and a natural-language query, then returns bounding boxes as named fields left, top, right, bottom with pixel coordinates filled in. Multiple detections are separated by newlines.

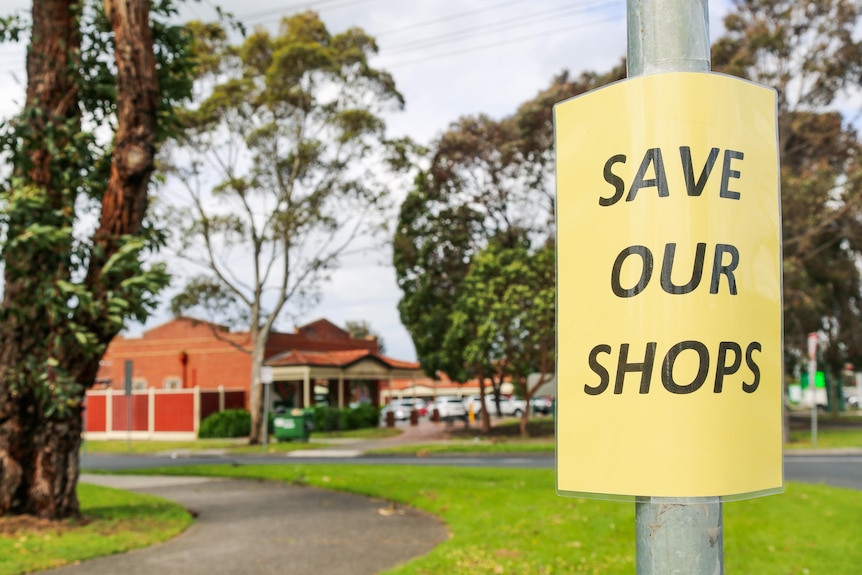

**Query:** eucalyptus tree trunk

left=248, top=326, right=269, bottom=444
left=0, top=0, right=160, bottom=519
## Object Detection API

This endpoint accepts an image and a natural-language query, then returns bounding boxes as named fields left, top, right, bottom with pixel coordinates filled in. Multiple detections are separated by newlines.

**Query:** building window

left=163, top=377, right=182, bottom=390
left=132, top=379, right=147, bottom=391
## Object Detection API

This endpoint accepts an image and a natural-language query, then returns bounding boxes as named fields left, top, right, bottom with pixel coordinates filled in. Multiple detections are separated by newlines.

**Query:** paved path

left=43, top=474, right=448, bottom=575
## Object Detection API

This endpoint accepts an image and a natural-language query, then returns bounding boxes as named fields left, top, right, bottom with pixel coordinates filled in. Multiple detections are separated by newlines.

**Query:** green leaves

left=0, top=0, right=193, bottom=417
left=170, top=275, right=250, bottom=330
left=714, top=0, right=862, bottom=381
left=168, top=10, right=400, bottom=330
left=333, top=109, right=384, bottom=143
left=445, top=242, right=555, bottom=385
left=393, top=72, right=600, bottom=380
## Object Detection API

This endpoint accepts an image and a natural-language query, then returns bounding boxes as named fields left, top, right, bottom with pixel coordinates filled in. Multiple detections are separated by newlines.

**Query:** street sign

left=261, top=366, right=273, bottom=384
left=555, top=72, right=783, bottom=499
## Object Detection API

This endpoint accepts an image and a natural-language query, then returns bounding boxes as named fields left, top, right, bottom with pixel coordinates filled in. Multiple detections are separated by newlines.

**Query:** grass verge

left=126, top=464, right=862, bottom=575
left=367, top=439, right=554, bottom=456
left=786, top=427, right=862, bottom=449
left=0, top=483, right=192, bottom=575
left=83, top=438, right=245, bottom=454
left=84, top=438, right=324, bottom=455
left=312, top=427, right=402, bottom=440
left=83, top=427, right=400, bottom=455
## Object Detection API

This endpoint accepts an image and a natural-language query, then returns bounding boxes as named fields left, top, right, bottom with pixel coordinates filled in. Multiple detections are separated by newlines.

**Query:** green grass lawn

left=314, top=427, right=402, bottom=439
left=83, top=438, right=246, bottom=454
left=129, top=463, right=862, bottom=575
left=786, top=427, right=862, bottom=449
left=0, top=483, right=192, bottom=575
left=367, top=439, right=555, bottom=455
left=82, top=427, right=401, bottom=455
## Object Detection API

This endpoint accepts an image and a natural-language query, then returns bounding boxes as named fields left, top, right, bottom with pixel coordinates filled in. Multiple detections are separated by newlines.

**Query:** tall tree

left=0, top=1, right=193, bottom=518
left=712, top=0, right=862, bottom=405
left=394, top=67, right=623, bottom=431
left=445, top=240, right=555, bottom=437
left=167, top=12, right=403, bottom=443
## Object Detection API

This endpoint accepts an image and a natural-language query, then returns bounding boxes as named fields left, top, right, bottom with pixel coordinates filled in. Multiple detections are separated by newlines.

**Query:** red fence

left=84, top=387, right=246, bottom=440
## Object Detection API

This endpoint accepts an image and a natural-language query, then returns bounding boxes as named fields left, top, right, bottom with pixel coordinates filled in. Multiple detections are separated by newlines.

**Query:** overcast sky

left=0, top=0, right=734, bottom=362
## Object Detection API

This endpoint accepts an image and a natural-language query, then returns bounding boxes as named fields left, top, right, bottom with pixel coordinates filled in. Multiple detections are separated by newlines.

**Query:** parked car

left=380, top=400, right=412, bottom=421
left=530, top=396, right=553, bottom=415
left=843, top=387, right=859, bottom=408
left=402, top=398, right=428, bottom=416
left=381, top=398, right=428, bottom=422
left=433, top=396, right=468, bottom=422
left=473, top=395, right=526, bottom=418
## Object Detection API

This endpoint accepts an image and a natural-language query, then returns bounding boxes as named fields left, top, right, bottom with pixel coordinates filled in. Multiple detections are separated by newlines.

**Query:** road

left=782, top=452, right=862, bottom=490
left=81, top=451, right=862, bottom=491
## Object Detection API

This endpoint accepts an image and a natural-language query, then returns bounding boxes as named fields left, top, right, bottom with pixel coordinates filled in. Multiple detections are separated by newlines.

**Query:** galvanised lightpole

left=626, top=1, right=724, bottom=574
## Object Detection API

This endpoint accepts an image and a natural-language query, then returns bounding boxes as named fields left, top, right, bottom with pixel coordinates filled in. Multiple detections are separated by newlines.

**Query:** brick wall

left=84, top=387, right=245, bottom=440
left=97, top=318, right=382, bottom=402
left=98, top=319, right=253, bottom=392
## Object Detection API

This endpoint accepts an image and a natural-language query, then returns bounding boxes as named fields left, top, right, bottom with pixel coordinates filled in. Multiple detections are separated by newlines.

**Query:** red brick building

left=96, top=317, right=426, bottom=407
left=86, top=316, right=532, bottom=439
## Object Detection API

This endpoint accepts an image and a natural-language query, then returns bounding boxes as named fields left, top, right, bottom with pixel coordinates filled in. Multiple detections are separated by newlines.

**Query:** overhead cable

left=382, top=1, right=617, bottom=55
left=377, top=13, right=619, bottom=68
left=372, top=0, right=536, bottom=38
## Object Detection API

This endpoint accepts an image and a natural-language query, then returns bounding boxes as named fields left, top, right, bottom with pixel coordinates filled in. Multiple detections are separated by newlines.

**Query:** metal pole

left=262, top=381, right=271, bottom=449
left=124, top=360, right=133, bottom=452
left=808, top=333, right=818, bottom=447
left=627, top=0, right=710, bottom=77
left=261, top=367, right=273, bottom=450
left=627, top=2, right=722, bottom=574
left=81, top=394, right=88, bottom=468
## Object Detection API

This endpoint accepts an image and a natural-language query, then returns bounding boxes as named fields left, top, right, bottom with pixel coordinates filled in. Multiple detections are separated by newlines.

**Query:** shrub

left=345, top=403, right=380, bottom=430
left=311, top=404, right=381, bottom=432
left=198, top=410, right=276, bottom=438
left=199, top=409, right=250, bottom=438
left=313, top=407, right=343, bottom=432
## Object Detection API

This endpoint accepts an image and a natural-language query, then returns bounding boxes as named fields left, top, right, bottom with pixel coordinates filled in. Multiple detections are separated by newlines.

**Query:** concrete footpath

left=43, top=473, right=449, bottom=575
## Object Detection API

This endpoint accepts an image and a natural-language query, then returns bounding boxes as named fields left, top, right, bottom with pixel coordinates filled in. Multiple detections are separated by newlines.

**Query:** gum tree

left=713, top=0, right=862, bottom=407
left=394, top=68, right=623, bottom=431
left=0, top=0, right=193, bottom=518
left=445, top=239, right=555, bottom=437
left=167, top=12, right=403, bottom=443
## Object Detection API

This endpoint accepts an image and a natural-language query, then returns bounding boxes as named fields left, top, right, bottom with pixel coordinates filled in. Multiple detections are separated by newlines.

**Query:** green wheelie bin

left=273, top=408, right=313, bottom=442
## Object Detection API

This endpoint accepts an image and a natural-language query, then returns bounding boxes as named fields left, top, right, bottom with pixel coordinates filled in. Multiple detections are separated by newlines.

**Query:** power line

left=237, top=0, right=377, bottom=24
left=377, top=13, right=619, bottom=69
left=225, top=0, right=623, bottom=71
left=0, top=2, right=624, bottom=76
left=382, top=1, right=616, bottom=55
left=372, top=0, right=535, bottom=38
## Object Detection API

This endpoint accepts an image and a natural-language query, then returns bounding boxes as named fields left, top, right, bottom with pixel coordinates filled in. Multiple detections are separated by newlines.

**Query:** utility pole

left=626, top=1, right=724, bottom=574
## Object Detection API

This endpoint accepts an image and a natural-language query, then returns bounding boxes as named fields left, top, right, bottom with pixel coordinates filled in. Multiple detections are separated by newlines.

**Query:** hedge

left=198, top=409, right=275, bottom=439
left=199, top=405, right=379, bottom=437
left=312, top=403, right=380, bottom=432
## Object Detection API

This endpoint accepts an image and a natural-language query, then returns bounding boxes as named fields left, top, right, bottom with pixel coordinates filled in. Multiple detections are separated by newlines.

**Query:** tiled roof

left=266, top=348, right=420, bottom=370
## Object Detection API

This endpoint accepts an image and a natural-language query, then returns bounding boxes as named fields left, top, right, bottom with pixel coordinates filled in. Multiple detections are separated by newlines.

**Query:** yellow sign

left=555, top=73, right=783, bottom=499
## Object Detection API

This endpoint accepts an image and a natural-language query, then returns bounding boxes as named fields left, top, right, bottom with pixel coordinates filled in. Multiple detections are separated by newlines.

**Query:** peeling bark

left=90, top=0, right=158, bottom=256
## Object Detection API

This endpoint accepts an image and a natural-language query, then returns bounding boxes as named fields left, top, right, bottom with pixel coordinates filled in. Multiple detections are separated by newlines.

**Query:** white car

left=433, top=396, right=468, bottom=422
left=471, top=395, right=526, bottom=418
left=843, top=387, right=859, bottom=408
left=380, top=400, right=412, bottom=421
